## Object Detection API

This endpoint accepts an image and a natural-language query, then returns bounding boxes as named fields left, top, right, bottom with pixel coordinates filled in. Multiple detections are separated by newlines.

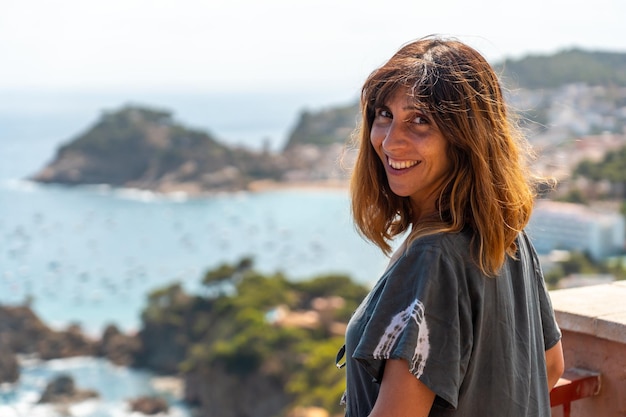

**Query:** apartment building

left=527, top=200, right=625, bottom=260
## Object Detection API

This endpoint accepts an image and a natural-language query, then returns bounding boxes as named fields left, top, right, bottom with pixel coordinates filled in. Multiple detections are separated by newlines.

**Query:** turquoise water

left=1, top=181, right=387, bottom=335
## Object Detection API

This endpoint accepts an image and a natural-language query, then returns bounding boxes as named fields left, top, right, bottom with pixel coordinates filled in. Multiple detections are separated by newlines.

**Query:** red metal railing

left=550, top=368, right=601, bottom=417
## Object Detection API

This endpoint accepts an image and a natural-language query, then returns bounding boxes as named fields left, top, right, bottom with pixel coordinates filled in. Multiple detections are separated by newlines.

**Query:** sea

left=0, top=89, right=389, bottom=416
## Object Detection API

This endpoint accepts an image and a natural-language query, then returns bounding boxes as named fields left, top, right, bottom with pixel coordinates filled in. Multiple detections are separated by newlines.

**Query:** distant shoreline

left=247, top=179, right=349, bottom=193
left=17, top=178, right=350, bottom=201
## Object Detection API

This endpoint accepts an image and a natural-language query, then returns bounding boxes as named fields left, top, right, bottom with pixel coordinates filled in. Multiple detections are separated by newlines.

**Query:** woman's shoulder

left=382, top=230, right=477, bottom=295
left=405, top=229, right=472, bottom=255
left=384, top=230, right=474, bottom=279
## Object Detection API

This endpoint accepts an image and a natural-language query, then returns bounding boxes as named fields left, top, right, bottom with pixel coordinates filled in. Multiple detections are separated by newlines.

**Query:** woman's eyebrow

left=402, top=104, right=429, bottom=112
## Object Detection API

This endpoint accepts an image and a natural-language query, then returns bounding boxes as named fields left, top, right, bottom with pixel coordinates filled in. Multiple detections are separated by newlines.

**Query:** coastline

left=246, top=179, right=349, bottom=193
left=129, top=178, right=351, bottom=200
left=13, top=178, right=350, bottom=202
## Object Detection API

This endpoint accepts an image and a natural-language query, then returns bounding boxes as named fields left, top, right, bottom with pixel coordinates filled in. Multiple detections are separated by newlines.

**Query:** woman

left=341, top=37, right=564, bottom=417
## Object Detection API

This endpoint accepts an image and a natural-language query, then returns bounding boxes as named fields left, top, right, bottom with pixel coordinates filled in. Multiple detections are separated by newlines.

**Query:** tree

left=573, top=145, right=626, bottom=198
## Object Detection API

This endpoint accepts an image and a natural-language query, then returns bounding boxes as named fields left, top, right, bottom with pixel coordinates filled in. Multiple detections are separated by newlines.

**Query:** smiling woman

left=340, top=36, right=564, bottom=417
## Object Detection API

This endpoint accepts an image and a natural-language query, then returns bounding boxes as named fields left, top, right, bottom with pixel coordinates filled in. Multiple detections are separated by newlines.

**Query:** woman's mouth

left=387, top=157, right=420, bottom=170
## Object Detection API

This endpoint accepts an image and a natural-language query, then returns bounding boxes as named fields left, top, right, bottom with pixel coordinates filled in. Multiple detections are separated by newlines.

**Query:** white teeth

left=388, top=158, right=419, bottom=170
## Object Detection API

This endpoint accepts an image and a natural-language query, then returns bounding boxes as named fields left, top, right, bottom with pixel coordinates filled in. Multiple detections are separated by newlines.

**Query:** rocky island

left=31, top=102, right=360, bottom=195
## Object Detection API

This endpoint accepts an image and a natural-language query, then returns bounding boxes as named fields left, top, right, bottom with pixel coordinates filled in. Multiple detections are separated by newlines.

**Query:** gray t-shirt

left=342, top=230, right=561, bottom=417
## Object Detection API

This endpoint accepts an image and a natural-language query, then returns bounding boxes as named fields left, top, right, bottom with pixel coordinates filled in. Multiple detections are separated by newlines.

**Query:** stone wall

left=549, top=281, right=626, bottom=416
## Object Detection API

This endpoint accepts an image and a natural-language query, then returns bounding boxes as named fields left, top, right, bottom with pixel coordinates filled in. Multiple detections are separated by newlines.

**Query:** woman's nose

left=382, top=121, right=407, bottom=151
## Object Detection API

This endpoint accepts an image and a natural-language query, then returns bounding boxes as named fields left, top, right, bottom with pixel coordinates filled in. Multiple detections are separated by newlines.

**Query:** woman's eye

left=376, top=108, right=392, bottom=119
left=413, top=115, right=428, bottom=125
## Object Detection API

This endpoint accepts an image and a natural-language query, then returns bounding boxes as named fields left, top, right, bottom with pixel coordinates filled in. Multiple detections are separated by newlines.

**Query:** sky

left=2, top=0, right=626, bottom=99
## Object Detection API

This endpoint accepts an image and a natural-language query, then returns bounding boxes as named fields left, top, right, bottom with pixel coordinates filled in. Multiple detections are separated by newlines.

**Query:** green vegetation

left=544, top=251, right=626, bottom=288
left=555, top=188, right=588, bottom=205
left=284, top=103, right=359, bottom=149
left=496, top=49, right=626, bottom=89
left=558, top=146, right=626, bottom=202
left=575, top=145, right=626, bottom=184
left=137, top=258, right=369, bottom=415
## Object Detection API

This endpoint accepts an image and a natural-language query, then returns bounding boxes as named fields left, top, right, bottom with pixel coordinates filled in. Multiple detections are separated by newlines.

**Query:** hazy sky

left=2, top=0, right=626, bottom=96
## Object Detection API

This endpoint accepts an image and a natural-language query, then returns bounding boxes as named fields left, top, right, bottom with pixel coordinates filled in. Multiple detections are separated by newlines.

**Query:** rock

left=98, top=324, right=141, bottom=366
left=0, top=336, right=19, bottom=383
left=0, top=304, right=143, bottom=384
left=128, top=395, right=170, bottom=415
left=0, top=305, right=54, bottom=354
left=38, top=374, right=99, bottom=404
left=184, top=366, right=291, bottom=417
left=37, top=323, right=97, bottom=360
left=0, top=306, right=97, bottom=360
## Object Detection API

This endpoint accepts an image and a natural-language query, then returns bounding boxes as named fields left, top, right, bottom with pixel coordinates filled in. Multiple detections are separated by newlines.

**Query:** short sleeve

left=351, top=238, right=471, bottom=409
left=523, top=233, right=562, bottom=350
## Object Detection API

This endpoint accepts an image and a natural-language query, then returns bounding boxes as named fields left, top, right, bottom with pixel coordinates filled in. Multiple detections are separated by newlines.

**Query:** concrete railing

left=549, top=281, right=626, bottom=416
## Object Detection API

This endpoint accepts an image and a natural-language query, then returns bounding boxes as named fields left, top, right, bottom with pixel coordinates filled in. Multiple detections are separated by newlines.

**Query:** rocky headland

left=31, top=102, right=360, bottom=195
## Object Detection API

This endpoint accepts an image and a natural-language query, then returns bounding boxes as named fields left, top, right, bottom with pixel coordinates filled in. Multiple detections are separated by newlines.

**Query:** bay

left=0, top=89, right=382, bottom=416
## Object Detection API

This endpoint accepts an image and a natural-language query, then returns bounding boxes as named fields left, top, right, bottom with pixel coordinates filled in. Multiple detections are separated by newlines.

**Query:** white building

left=527, top=200, right=625, bottom=260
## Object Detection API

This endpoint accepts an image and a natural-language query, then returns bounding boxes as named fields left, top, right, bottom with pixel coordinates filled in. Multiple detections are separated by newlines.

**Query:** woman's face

left=370, top=87, right=452, bottom=217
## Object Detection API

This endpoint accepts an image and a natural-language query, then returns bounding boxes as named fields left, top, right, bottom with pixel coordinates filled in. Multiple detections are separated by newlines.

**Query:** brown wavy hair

left=350, top=36, right=537, bottom=276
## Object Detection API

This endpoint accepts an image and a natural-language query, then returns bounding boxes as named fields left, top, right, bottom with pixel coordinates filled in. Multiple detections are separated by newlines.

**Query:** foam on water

left=1, top=356, right=192, bottom=417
